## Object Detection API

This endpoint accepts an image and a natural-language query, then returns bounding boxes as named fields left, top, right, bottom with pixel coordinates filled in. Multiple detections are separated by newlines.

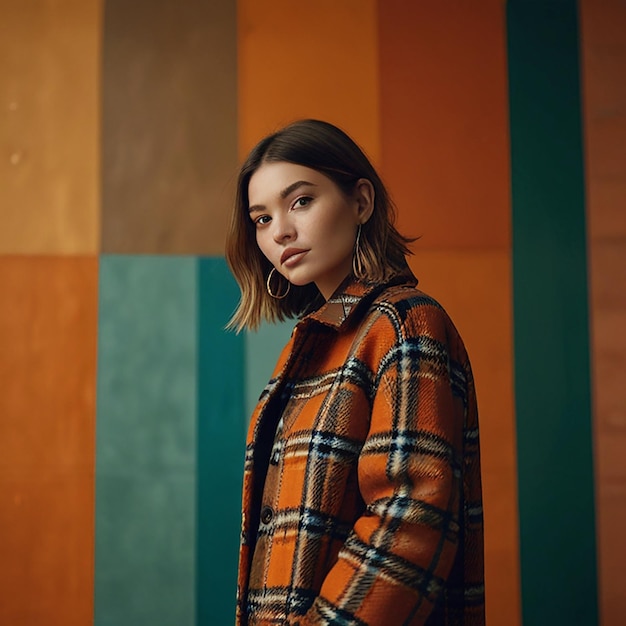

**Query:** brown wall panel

left=0, top=0, right=101, bottom=254
left=379, top=1, right=511, bottom=250
left=0, top=257, right=97, bottom=626
left=101, top=0, right=238, bottom=255
left=581, top=2, right=626, bottom=623
left=238, top=0, right=380, bottom=162
left=409, top=251, right=520, bottom=626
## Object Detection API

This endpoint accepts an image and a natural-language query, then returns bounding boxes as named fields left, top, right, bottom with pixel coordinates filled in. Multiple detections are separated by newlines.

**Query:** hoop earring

left=266, top=268, right=291, bottom=299
left=352, top=224, right=366, bottom=278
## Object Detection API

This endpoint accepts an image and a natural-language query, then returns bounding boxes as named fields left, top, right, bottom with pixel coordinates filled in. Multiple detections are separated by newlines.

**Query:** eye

left=253, top=215, right=271, bottom=227
left=292, top=196, right=312, bottom=209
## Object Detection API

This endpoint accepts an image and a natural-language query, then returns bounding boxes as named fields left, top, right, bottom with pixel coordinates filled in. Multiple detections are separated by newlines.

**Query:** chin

left=289, top=278, right=314, bottom=288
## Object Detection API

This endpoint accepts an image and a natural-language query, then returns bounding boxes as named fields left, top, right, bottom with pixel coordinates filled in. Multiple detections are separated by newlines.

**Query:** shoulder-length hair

left=226, top=119, right=414, bottom=332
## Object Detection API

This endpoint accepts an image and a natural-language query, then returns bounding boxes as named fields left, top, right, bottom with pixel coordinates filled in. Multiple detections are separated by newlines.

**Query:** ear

left=353, top=178, right=375, bottom=224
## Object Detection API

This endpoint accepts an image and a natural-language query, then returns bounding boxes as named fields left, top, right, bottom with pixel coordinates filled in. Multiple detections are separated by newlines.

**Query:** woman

left=226, top=120, right=484, bottom=625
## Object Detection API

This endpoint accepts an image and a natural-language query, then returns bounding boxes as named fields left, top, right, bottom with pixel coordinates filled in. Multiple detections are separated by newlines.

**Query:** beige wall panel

left=408, top=249, right=520, bottom=626
left=0, top=0, right=101, bottom=254
left=101, top=0, right=238, bottom=255
left=580, top=1, right=626, bottom=624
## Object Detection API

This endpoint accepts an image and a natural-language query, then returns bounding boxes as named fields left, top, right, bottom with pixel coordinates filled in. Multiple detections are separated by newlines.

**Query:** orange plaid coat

left=237, top=271, right=484, bottom=625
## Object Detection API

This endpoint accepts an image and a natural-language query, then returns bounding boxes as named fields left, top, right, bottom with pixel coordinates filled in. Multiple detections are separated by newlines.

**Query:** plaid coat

left=237, top=271, right=484, bottom=625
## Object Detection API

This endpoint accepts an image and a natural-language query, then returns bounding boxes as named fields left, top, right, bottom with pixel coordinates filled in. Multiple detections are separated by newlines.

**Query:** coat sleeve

left=302, top=305, right=468, bottom=625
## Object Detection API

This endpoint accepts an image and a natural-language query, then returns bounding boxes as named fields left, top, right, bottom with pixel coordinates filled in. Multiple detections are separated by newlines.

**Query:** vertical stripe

left=0, top=257, right=97, bottom=626
left=379, top=4, right=520, bottom=623
left=579, top=1, right=626, bottom=623
left=507, top=3, right=598, bottom=624
left=101, top=0, right=238, bottom=255
left=95, top=256, right=197, bottom=626
left=197, top=257, right=246, bottom=625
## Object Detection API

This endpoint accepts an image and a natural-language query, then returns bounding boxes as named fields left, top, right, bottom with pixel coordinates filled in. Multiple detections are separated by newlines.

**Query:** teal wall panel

left=197, top=257, right=246, bottom=625
left=245, top=321, right=294, bottom=418
left=96, top=256, right=197, bottom=626
left=507, top=2, right=598, bottom=625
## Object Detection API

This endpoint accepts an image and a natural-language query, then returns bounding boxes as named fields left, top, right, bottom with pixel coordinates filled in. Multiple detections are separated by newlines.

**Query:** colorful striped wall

left=0, top=1, right=624, bottom=625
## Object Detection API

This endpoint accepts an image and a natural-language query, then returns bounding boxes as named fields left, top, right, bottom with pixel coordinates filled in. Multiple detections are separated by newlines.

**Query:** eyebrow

left=248, top=180, right=316, bottom=213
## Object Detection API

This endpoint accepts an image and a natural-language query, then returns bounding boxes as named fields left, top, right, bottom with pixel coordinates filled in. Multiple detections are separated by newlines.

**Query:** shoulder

left=371, top=283, right=450, bottom=332
left=355, top=281, right=469, bottom=363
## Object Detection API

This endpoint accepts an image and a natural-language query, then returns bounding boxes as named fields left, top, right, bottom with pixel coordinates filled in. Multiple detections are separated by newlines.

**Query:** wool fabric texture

left=237, top=271, right=485, bottom=625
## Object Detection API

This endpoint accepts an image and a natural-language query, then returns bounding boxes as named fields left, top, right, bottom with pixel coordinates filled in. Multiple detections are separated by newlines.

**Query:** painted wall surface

left=1, top=1, right=624, bottom=625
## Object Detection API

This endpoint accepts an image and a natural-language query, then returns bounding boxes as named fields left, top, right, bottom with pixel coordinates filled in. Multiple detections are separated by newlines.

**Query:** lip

left=280, top=248, right=308, bottom=266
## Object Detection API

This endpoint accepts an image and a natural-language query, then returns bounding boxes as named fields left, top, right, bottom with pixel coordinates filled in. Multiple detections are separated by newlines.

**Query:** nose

left=272, top=213, right=296, bottom=243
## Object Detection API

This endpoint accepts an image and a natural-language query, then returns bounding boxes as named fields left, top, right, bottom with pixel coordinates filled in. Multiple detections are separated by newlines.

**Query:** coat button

left=260, top=506, right=274, bottom=524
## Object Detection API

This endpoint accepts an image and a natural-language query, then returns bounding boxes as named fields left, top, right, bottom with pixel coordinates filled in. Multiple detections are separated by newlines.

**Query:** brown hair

left=225, top=119, right=414, bottom=332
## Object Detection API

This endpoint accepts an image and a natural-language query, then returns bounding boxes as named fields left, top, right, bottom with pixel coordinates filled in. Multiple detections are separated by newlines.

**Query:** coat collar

left=303, top=269, right=418, bottom=331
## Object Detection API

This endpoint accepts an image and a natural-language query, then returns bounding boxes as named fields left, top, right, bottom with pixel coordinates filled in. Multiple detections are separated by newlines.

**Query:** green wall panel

left=507, top=2, right=598, bottom=625
left=96, top=256, right=197, bottom=626
left=197, top=257, right=246, bottom=625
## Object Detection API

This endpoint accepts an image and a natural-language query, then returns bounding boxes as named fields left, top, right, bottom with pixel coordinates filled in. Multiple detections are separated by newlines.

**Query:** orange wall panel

left=238, top=0, right=380, bottom=161
left=379, top=1, right=511, bottom=250
left=0, top=257, right=98, bottom=626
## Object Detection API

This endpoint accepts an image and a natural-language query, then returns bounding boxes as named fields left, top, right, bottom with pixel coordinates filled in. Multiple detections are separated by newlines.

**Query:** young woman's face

left=248, top=162, right=372, bottom=300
